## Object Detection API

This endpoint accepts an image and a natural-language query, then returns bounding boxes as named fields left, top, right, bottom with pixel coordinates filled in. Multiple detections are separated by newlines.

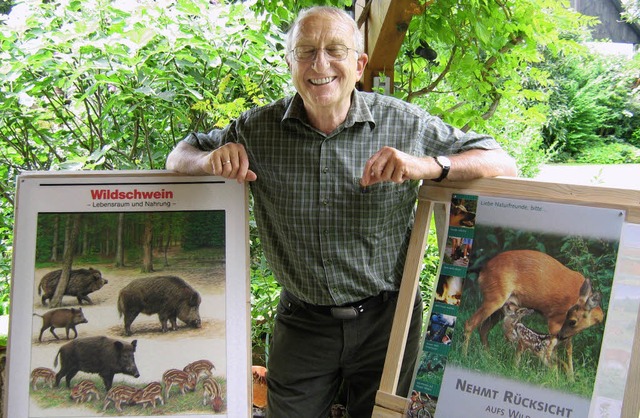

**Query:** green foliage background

left=0, top=0, right=293, bottom=321
left=1, top=0, right=639, bottom=355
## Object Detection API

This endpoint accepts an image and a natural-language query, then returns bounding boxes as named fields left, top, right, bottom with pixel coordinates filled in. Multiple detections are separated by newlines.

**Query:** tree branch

left=407, top=45, right=458, bottom=102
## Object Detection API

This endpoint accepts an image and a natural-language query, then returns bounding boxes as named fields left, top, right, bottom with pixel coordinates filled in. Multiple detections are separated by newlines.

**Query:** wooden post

left=373, top=195, right=441, bottom=417
left=355, top=0, right=421, bottom=93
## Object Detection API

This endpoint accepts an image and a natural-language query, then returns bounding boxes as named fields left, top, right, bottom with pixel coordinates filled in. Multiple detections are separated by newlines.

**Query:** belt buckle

left=330, top=306, right=359, bottom=320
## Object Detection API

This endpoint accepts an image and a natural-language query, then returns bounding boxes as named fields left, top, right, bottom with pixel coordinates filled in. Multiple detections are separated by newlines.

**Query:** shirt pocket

left=347, top=177, right=407, bottom=214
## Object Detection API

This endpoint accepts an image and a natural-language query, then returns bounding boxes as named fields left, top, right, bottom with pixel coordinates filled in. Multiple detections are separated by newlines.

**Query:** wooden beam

left=355, top=0, right=420, bottom=92
left=373, top=390, right=411, bottom=417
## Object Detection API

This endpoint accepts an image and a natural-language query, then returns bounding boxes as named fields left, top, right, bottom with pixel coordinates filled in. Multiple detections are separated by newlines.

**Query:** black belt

left=282, top=290, right=398, bottom=320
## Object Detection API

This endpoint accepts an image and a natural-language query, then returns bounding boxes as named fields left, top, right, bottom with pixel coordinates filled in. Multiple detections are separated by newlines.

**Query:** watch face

left=437, top=156, right=451, bottom=168
left=433, top=156, right=451, bottom=182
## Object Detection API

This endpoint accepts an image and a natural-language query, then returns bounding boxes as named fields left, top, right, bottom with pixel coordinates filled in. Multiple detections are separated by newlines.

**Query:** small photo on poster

left=435, top=275, right=463, bottom=307
left=426, top=313, right=456, bottom=345
left=444, top=236, right=473, bottom=267
left=449, top=196, right=478, bottom=228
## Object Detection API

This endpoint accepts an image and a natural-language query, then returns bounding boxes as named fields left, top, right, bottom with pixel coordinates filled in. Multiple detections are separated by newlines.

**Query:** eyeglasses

left=289, top=44, right=357, bottom=62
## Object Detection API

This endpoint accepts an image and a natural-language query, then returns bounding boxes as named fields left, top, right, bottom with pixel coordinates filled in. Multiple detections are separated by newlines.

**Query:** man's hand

left=206, top=143, right=257, bottom=182
left=167, top=141, right=257, bottom=183
left=360, top=146, right=432, bottom=187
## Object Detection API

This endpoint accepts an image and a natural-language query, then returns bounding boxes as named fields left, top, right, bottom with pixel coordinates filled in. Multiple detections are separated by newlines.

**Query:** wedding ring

left=222, top=160, right=231, bottom=165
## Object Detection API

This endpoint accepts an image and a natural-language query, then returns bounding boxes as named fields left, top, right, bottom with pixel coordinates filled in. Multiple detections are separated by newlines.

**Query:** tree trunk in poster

left=50, top=214, right=59, bottom=262
left=115, top=212, right=125, bottom=267
left=51, top=214, right=82, bottom=307
left=141, top=213, right=153, bottom=272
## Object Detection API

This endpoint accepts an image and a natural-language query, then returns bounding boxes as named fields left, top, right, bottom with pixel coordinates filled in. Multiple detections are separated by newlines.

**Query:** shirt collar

left=282, top=90, right=376, bottom=131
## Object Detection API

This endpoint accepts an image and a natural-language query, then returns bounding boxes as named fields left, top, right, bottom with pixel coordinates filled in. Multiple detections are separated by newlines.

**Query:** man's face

left=287, top=13, right=367, bottom=116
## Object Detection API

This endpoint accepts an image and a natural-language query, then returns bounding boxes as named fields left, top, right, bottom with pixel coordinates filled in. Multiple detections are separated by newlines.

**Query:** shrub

left=541, top=51, right=640, bottom=161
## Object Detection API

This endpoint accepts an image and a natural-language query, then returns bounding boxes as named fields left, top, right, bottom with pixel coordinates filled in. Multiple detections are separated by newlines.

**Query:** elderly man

left=167, top=6, right=517, bottom=417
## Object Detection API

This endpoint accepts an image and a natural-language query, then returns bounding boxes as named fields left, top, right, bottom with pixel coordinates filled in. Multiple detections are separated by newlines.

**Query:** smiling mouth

left=309, top=77, right=336, bottom=86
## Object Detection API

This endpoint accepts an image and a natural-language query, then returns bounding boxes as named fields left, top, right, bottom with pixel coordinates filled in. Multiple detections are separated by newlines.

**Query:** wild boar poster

left=411, top=193, right=627, bottom=418
left=7, top=171, right=251, bottom=418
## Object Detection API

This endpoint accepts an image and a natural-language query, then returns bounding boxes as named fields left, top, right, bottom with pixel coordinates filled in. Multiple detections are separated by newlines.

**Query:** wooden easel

left=372, top=176, right=640, bottom=418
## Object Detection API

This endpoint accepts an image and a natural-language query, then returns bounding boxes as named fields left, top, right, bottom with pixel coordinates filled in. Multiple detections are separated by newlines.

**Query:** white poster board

left=418, top=194, right=625, bottom=418
left=5, top=171, right=251, bottom=418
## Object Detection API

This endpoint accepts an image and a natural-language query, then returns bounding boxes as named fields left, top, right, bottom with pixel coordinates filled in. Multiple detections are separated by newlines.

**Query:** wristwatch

left=432, top=156, right=451, bottom=182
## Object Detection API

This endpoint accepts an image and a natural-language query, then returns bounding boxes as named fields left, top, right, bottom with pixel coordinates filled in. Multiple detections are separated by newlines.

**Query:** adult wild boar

left=54, top=336, right=140, bottom=390
left=38, top=268, right=108, bottom=306
left=117, top=275, right=202, bottom=336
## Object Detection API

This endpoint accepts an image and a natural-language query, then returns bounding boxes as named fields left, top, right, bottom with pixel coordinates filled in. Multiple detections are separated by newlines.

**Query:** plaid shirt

left=185, top=90, right=499, bottom=305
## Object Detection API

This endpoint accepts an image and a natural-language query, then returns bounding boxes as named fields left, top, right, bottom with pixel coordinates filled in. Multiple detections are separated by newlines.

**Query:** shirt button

left=322, top=199, right=329, bottom=206
left=322, top=167, right=329, bottom=173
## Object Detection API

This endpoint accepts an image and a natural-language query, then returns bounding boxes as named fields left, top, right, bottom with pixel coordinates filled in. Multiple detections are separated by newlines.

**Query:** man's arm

left=360, top=147, right=517, bottom=187
left=437, top=148, right=517, bottom=181
left=166, top=141, right=257, bottom=182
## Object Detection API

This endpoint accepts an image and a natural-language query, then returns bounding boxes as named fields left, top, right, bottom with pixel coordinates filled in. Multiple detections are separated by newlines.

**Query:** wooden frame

left=5, top=171, right=251, bottom=418
left=373, top=177, right=640, bottom=418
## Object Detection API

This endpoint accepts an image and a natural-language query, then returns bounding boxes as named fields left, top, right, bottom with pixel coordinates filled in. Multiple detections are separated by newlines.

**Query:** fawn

left=502, top=302, right=558, bottom=367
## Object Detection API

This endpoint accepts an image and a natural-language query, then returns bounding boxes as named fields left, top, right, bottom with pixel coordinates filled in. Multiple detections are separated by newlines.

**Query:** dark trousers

left=266, top=290, right=423, bottom=418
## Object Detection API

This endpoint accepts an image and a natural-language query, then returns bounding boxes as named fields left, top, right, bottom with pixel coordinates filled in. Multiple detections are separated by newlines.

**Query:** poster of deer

left=6, top=171, right=251, bottom=418
left=410, top=193, right=632, bottom=418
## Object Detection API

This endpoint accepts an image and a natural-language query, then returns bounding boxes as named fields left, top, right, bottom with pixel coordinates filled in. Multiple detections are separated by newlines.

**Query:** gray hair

left=285, top=6, right=364, bottom=55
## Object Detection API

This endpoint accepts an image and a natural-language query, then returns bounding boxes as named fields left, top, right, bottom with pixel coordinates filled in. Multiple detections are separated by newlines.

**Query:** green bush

left=541, top=51, right=640, bottom=161
left=0, top=0, right=289, bottom=174
left=574, top=141, right=640, bottom=164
